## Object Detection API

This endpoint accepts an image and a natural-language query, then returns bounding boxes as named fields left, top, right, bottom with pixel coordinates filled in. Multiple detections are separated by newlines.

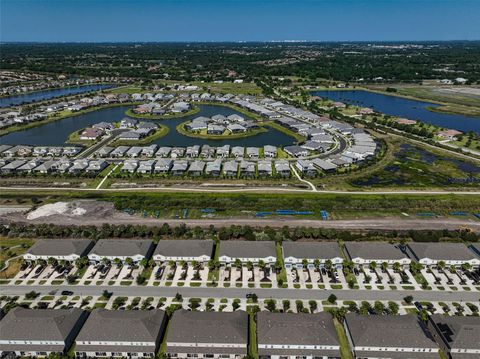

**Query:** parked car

left=61, top=290, right=74, bottom=296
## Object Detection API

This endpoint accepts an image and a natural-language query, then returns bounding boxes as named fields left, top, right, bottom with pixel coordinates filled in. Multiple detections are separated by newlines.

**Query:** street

left=4, top=284, right=479, bottom=302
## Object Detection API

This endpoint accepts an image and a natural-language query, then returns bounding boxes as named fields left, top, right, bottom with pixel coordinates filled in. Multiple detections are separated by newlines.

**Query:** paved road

left=3, top=285, right=479, bottom=302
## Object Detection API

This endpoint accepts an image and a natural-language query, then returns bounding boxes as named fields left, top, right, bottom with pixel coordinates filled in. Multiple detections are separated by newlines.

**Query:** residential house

left=154, top=159, right=173, bottom=174
left=427, top=314, right=480, bottom=359
left=344, top=242, right=411, bottom=268
left=407, top=243, right=480, bottom=269
left=240, top=160, right=256, bottom=177
left=223, top=160, right=239, bottom=177
left=165, top=310, right=248, bottom=359
left=153, top=240, right=214, bottom=264
left=137, top=160, right=155, bottom=174
left=231, top=146, right=245, bottom=158
left=219, top=241, right=276, bottom=265
left=23, top=239, right=94, bottom=263
left=295, top=160, right=316, bottom=177
left=344, top=313, right=440, bottom=359
left=88, top=239, right=154, bottom=264
left=257, top=312, right=341, bottom=359
left=246, top=147, right=260, bottom=159
left=274, top=160, right=290, bottom=177
left=110, top=146, right=129, bottom=158
left=263, top=145, right=277, bottom=158
left=171, top=160, right=189, bottom=176
left=0, top=308, right=87, bottom=358
left=188, top=161, right=206, bottom=176
left=283, top=242, right=344, bottom=269
left=122, top=160, right=139, bottom=173
left=284, top=145, right=308, bottom=158
left=205, top=159, right=222, bottom=177
left=257, top=160, right=272, bottom=177
left=75, top=309, right=166, bottom=358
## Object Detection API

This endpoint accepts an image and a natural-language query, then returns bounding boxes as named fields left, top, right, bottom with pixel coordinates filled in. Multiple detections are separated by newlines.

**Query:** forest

left=1, top=42, right=479, bottom=83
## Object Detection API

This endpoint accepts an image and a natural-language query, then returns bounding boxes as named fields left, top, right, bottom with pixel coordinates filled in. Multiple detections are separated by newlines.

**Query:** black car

left=61, top=290, right=74, bottom=296
left=414, top=301, right=423, bottom=310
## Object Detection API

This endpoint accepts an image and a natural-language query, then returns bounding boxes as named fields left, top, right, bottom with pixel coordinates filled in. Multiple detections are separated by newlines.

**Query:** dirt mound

left=26, top=200, right=115, bottom=221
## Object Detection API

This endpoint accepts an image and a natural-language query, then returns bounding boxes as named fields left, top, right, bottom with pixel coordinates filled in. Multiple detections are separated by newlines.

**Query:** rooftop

left=26, top=239, right=93, bottom=257
left=219, top=240, right=276, bottom=259
left=282, top=241, right=343, bottom=260
left=154, top=239, right=214, bottom=258
left=408, top=243, right=479, bottom=261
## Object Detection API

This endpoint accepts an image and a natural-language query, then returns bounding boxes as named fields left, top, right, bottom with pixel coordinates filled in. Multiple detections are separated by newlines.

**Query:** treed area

left=1, top=42, right=480, bottom=83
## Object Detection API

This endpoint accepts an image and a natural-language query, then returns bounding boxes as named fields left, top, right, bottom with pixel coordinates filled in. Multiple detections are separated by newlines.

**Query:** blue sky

left=1, top=0, right=479, bottom=42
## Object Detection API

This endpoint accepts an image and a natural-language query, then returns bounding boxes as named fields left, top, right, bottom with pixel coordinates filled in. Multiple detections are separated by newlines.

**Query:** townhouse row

left=23, top=239, right=480, bottom=269
left=1, top=307, right=478, bottom=359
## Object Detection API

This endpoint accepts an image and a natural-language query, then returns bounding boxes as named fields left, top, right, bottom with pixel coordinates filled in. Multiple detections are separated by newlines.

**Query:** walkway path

left=290, top=164, right=317, bottom=191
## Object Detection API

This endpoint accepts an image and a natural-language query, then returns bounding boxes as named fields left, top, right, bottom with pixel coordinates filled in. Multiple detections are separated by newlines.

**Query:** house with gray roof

left=171, top=160, right=189, bottom=176
left=205, top=159, right=222, bottom=176
left=263, top=145, right=277, bottom=158
left=110, top=146, right=129, bottom=158
left=257, top=312, right=341, bottom=359
left=407, top=243, right=480, bottom=269
left=284, top=145, right=308, bottom=158
left=142, top=144, right=158, bottom=157
left=344, top=313, right=440, bottom=359
left=0, top=159, right=26, bottom=173
left=274, top=160, right=290, bottom=177
left=216, top=145, right=230, bottom=158
left=137, top=160, right=155, bottom=174
left=223, top=160, right=239, bottom=177
left=156, top=146, right=172, bottom=157
left=188, top=160, right=206, bottom=176
left=0, top=308, right=87, bottom=357
left=171, top=147, right=186, bottom=158
left=344, top=242, right=411, bottom=268
left=16, top=160, right=42, bottom=173
left=296, top=159, right=316, bottom=177
left=121, top=159, right=139, bottom=173
left=208, top=124, right=225, bottom=135
left=126, top=146, right=143, bottom=158
left=88, top=239, right=154, bottom=264
left=257, top=160, right=272, bottom=177
left=96, top=146, right=113, bottom=158
left=283, top=242, right=344, bottom=269
left=427, top=314, right=480, bottom=359
left=219, top=241, right=276, bottom=264
left=75, top=309, right=166, bottom=358
left=186, top=145, right=201, bottom=158
left=33, top=160, right=57, bottom=174
left=153, top=240, right=214, bottom=264
left=231, top=146, right=245, bottom=158
left=240, top=160, right=256, bottom=177
left=154, top=158, right=173, bottom=174
left=246, top=147, right=260, bottom=159
left=24, top=239, right=94, bottom=263
left=166, top=310, right=248, bottom=358
left=85, top=159, right=108, bottom=173
left=312, top=158, right=337, bottom=172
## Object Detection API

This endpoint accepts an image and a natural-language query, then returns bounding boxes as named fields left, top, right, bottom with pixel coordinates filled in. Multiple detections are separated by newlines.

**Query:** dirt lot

left=1, top=200, right=479, bottom=232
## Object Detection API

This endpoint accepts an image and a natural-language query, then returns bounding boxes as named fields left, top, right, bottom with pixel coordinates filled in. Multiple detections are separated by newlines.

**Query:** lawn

left=0, top=237, right=35, bottom=279
left=334, top=319, right=353, bottom=359
left=248, top=314, right=258, bottom=358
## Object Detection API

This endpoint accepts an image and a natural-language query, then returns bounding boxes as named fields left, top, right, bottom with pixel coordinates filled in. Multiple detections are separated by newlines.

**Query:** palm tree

left=393, top=262, right=401, bottom=273
left=125, top=258, right=134, bottom=267
left=234, top=259, right=242, bottom=269
left=139, top=258, right=148, bottom=268
left=461, top=263, right=472, bottom=272
left=47, top=257, right=58, bottom=267
left=302, top=259, right=309, bottom=269
left=113, top=258, right=122, bottom=268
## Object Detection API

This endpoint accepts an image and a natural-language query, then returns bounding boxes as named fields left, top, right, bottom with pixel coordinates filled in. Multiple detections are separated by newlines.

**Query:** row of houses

left=24, top=239, right=480, bottom=269
left=0, top=90, right=131, bottom=130
left=0, top=158, right=108, bottom=175
left=97, top=144, right=279, bottom=159
left=185, top=114, right=258, bottom=135
left=119, top=159, right=292, bottom=177
left=0, top=145, right=82, bottom=158
left=1, top=307, right=478, bottom=358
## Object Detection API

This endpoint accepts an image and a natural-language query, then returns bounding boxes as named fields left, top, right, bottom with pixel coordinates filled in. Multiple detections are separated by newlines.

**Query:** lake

left=0, top=84, right=114, bottom=108
left=312, top=90, right=480, bottom=133
left=0, top=104, right=296, bottom=147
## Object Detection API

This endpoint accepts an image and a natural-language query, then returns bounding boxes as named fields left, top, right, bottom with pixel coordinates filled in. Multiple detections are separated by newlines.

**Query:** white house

left=219, top=241, right=277, bottom=265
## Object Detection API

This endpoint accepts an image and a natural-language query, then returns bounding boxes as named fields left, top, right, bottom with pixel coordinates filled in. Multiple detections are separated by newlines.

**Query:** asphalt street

left=4, top=285, right=479, bottom=302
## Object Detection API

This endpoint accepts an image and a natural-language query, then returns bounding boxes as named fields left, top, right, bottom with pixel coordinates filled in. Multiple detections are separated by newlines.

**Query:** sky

left=1, top=0, right=479, bottom=42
